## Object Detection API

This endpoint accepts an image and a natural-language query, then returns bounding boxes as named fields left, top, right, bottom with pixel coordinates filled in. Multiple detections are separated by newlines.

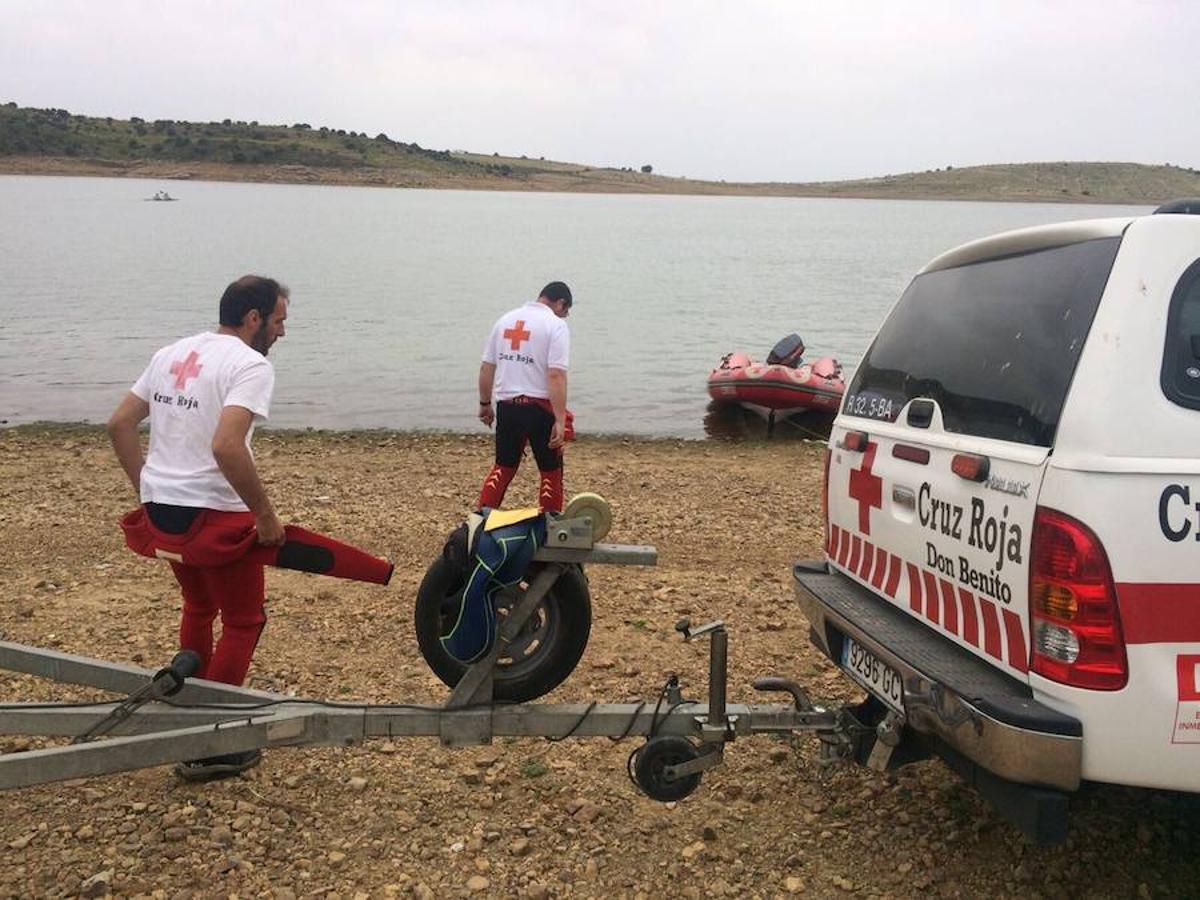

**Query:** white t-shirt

left=481, top=300, right=570, bottom=401
left=130, top=331, right=275, bottom=511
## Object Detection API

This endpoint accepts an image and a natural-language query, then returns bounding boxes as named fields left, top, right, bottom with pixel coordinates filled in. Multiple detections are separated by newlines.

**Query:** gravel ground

left=1, top=425, right=1198, bottom=898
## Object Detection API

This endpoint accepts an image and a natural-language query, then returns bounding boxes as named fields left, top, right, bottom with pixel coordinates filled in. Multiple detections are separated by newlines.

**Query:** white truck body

left=796, top=207, right=1200, bottom=838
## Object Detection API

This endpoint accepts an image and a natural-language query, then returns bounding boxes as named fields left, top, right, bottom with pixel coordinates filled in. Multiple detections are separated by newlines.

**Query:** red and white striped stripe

left=826, top=523, right=1029, bottom=674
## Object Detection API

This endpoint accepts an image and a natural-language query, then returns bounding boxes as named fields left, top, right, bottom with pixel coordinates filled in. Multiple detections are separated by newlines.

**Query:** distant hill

left=2, top=102, right=1197, bottom=204
left=781, top=161, right=1200, bottom=205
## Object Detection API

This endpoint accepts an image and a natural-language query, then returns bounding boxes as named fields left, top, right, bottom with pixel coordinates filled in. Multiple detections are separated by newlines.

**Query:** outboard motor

left=767, top=333, right=805, bottom=368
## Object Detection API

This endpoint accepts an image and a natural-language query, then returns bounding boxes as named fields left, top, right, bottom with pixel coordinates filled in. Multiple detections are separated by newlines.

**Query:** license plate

left=841, top=636, right=905, bottom=713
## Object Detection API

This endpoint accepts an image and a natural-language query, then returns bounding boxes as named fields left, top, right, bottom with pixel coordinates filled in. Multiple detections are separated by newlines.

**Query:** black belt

left=502, top=395, right=547, bottom=406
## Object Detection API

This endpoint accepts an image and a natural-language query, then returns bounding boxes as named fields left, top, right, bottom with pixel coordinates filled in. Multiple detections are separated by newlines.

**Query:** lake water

left=0, top=175, right=1149, bottom=438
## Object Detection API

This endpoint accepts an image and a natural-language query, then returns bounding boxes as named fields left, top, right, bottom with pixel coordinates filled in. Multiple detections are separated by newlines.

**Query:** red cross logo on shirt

left=169, top=350, right=203, bottom=390
left=503, top=320, right=532, bottom=351
left=848, top=442, right=883, bottom=535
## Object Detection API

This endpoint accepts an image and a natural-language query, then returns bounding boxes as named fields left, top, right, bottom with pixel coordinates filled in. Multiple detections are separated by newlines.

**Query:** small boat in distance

left=707, top=333, right=845, bottom=433
left=145, top=190, right=178, bottom=201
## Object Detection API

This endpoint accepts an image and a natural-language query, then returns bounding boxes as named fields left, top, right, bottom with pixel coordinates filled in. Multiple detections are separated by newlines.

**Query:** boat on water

left=145, top=191, right=178, bottom=202
left=707, top=333, right=845, bottom=423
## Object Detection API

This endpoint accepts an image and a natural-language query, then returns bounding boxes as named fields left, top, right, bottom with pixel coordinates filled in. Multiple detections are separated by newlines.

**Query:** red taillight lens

left=951, top=453, right=990, bottom=482
left=1030, top=507, right=1127, bottom=690
left=822, top=448, right=831, bottom=555
left=892, top=443, right=930, bottom=465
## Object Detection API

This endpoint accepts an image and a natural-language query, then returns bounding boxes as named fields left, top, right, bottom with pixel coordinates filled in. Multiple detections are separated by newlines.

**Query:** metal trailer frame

left=0, top=518, right=854, bottom=797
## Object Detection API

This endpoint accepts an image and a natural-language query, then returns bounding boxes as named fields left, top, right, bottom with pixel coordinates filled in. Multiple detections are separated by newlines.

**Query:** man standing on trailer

left=107, top=275, right=392, bottom=781
left=476, top=281, right=572, bottom=512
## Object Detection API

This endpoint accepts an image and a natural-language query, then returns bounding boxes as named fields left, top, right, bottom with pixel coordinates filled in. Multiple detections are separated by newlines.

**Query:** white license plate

left=841, top=636, right=905, bottom=713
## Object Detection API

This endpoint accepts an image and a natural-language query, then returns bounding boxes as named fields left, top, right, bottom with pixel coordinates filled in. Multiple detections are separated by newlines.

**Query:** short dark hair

left=539, top=281, right=573, bottom=307
left=218, top=275, right=289, bottom=327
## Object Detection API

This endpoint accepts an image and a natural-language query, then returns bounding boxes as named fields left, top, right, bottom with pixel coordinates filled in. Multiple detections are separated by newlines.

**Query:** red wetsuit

left=478, top=399, right=574, bottom=512
left=121, top=503, right=392, bottom=685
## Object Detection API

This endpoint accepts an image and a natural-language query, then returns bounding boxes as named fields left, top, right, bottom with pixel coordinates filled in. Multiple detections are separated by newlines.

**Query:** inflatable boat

left=707, top=334, right=845, bottom=417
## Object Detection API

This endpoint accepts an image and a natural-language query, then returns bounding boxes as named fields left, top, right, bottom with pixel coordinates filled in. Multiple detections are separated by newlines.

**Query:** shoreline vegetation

left=4, top=102, right=1199, bottom=204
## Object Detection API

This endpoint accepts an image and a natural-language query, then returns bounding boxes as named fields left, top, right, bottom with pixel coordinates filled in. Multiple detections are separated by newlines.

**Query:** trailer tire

left=414, top=557, right=592, bottom=703
left=632, top=736, right=703, bottom=801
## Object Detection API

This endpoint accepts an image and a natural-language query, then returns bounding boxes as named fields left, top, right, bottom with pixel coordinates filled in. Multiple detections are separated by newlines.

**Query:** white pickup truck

left=794, top=199, right=1200, bottom=843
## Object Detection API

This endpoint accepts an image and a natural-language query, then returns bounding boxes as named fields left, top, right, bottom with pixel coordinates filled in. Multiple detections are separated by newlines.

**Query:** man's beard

left=251, top=320, right=272, bottom=356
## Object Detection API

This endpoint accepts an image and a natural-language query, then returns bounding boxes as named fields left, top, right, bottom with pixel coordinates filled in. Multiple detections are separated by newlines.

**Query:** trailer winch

left=0, top=496, right=867, bottom=798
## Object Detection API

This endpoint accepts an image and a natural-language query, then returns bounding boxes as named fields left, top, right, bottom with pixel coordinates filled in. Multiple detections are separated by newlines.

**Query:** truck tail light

left=951, top=452, right=990, bottom=482
left=821, top=448, right=831, bottom=555
left=1029, top=507, right=1127, bottom=690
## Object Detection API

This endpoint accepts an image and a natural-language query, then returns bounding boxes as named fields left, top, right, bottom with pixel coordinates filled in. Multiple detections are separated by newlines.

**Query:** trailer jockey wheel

left=631, top=736, right=703, bottom=802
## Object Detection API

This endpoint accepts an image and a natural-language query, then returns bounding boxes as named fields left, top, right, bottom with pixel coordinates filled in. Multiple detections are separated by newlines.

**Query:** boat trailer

left=0, top=513, right=870, bottom=799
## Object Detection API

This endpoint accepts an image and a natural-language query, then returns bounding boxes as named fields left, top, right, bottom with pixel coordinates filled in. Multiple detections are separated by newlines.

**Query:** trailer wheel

left=632, top=736, right=703, bottom=801
left=415, top=557, right=592, bottom=703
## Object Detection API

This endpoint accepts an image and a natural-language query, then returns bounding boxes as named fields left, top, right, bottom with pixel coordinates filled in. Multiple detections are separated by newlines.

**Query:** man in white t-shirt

left=109, top=277, right=393, bottom=781
left=476, top=281, right=572, bottom=512
left=107, top=275, right=289, bottom=780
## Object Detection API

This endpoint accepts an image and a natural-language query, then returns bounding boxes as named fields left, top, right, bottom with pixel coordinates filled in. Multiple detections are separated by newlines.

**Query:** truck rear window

left=845, top=237, right=1121, bottom=446
left=1160, top=258, right=1200, bottom=411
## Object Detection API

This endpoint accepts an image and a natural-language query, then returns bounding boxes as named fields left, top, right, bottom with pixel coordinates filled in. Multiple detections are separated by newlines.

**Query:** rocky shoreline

left=1, top=156, right=1185, bottom=204
left=1, top=425, right=1195, bottom=897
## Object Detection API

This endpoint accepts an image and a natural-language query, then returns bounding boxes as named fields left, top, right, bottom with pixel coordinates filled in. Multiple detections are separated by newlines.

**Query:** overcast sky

left=1, top=0, right=1196, bottom=182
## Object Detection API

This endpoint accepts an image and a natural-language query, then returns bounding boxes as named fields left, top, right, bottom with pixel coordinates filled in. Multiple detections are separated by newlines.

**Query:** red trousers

left=169, top=556, right=266, bottom=686
left=121, top=507, right=393, bottom=685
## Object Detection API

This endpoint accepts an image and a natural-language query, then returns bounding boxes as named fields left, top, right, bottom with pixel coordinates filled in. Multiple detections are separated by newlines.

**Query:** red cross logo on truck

left=503, top=320, right=532, bottom=351
left=169, top=351, right=203, bottom=390
left=848, top=442, right=883, bottom=535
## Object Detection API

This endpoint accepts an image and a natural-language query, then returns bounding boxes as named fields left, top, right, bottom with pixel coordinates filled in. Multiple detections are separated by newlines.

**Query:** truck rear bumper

left=794, top=560, right=1082, bottom=791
